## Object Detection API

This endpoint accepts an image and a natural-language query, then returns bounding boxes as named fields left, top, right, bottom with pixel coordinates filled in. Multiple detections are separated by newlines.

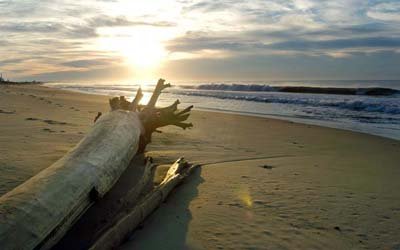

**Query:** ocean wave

left=183, top=84, right=400, bottom=96
left=176, top=90, right=400, bottom=115
left=190, top=84, right=276, bottom=92
left=43, top=81, right=400, bottom=140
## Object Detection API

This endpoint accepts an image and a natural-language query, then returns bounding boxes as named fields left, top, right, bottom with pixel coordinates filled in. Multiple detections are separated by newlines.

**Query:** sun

left=119, top=36, right=166, bottom=70
left=97, top=27, right=168, bottom=72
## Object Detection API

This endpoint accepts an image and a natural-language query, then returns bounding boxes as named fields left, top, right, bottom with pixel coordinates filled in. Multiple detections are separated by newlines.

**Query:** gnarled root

left=108, top=78, right=193, bottom=152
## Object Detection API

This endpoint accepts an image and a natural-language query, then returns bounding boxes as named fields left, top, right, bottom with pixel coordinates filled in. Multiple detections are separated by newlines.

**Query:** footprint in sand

left=227, top=202, right=243, bottom=208
left=26, top=117, right=69, bottom=126
left=43, top=119, right=68, bottom=125
left=69, top=107, right=80, bottom=111
left=42, top=128, right=55, bottom=133
left=0, top=109, right=16, bottom=114
left=260, top=164, right=274, bottom=169
left=25, top=117, right=40, bottom=121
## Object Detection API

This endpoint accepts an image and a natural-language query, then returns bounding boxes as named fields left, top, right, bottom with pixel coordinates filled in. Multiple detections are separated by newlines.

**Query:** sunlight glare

left=120, top=37, right=166, bottom=69
left=98, top=27, right=168, bottom=72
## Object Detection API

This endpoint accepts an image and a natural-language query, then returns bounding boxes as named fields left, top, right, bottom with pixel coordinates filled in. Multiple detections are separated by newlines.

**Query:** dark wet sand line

left=200, top=154, right=295, bottom=166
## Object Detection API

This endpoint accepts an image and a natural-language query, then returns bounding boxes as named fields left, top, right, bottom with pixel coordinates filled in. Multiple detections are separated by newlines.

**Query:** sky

left=0, top=0, right=400, bottom=83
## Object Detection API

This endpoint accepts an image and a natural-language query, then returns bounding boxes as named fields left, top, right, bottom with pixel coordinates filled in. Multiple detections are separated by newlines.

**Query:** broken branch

left=130, top=88, right=143, bottom=111
left=89, top=158, right=200, bottom=250
left=146, top=78, right=171, bottom=108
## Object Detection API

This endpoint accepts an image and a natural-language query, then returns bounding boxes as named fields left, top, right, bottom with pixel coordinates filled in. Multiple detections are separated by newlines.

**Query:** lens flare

left=238, top=185, right=253, bottom=208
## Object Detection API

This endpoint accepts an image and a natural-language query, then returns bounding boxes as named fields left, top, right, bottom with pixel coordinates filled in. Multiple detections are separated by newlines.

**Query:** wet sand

left=1, top=84, right=400, bottom=249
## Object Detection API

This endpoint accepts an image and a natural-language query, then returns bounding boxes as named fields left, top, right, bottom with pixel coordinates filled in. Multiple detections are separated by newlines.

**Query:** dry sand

left=1, top=84, right=400, bottom=249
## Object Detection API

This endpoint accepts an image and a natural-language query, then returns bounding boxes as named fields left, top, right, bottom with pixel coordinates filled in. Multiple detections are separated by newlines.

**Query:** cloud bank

left=0, top=0, right=399, bottom=81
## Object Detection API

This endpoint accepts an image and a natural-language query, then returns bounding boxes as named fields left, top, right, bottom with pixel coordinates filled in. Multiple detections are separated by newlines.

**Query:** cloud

left=314, top=0, right=369, bottom=24
left=183, top=0, right=291, bottom=14
left=166, top=32, right=253, bottom=52
left=166, top=0, right=400, bottom=61
left=29, top=64, right=134, bottom=82
left=0, top=21, right=98, bottom=39
left=167, top=30, right=400, bottom=58
left=0, top=40, right=11, bottom=46
left=0, top=22, right=62, bottom=33
left=0, top=15, right=175, bottom=39
left=87, top=15, right=176, bottom=27
left=61, top=58, right=121, bottom=68
left=292, top=0, right=314, bottom=11
left=0, top=0, right=53, bottom=18
left=268, top=37, right=400, bottom=51
left=0, top=58, right=27, bottom=66
left=341, top=23, right=391, bottom=34
left=261, top=23, right=393, bottom=39
left=160, top=51, right=400, bottom=80
left=2, top=0, right=400, bottom=81
left=182, top=1, right=231, bottom=12
left=367, top=2, right=400, bottom=22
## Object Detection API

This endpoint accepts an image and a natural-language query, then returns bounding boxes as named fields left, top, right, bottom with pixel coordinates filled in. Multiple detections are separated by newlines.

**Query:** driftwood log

left=0, top=79, right=194, bottom=250
left=52, top=155, right=157, bottom=250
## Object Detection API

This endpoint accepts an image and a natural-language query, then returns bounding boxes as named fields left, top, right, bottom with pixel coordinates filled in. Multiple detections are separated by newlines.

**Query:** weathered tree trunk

left=0, top=111, right=143, bottom=250
left=0, top=79, right=193, bottom=250
left=52, top=155, right=157, bottom=250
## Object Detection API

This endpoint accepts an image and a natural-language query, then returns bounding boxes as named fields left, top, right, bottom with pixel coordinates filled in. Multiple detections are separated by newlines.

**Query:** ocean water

left=44, top=80, right=400, bottom=141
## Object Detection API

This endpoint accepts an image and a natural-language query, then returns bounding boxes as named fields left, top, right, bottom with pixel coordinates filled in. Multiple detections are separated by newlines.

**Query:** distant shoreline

left=0, top=80, right=43, bottom=85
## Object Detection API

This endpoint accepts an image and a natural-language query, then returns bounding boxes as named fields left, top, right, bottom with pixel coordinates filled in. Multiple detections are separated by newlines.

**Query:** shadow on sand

left=120, top=167, right=204, bottom=250
left=53, top=155, right=148, bottom=250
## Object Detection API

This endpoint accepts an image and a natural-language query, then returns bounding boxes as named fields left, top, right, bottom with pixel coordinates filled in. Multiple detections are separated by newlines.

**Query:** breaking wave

left=175, top=90, right=400, bottom=115
left=183, top=84, right=400, bottom=96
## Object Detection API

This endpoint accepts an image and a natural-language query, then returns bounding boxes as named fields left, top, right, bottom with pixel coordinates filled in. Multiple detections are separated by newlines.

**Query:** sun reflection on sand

left=238, top=185, right=253, bottom=208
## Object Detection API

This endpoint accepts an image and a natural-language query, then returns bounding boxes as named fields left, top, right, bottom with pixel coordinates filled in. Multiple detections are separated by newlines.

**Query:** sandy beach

left=1, top=84, right=400, bottom=249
